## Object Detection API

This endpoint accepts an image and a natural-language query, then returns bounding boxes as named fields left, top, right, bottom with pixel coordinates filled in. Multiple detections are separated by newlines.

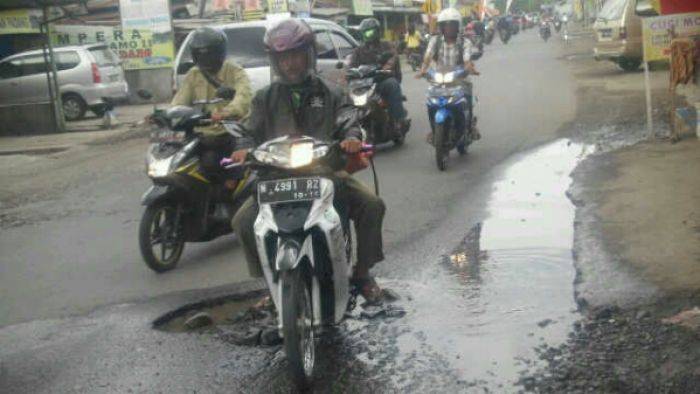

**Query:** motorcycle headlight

left=253, top=142, right=329, bottom=169
left=351, top=90, right=370, bottom=106
left=290, top=142, right=314, bottom=168
left=433, top=72, right=455, bottom=84
left=147, top=156, right=174, bottom=178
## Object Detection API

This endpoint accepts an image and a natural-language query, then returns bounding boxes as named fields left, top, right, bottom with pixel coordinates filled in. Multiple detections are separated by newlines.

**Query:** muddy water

left=382, top=140, right=594, bottom=389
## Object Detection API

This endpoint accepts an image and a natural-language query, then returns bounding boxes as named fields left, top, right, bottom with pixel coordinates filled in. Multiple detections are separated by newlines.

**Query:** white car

left=173, top=18, right=359, bottom=93
left=0, top=44, right=128, bottom=121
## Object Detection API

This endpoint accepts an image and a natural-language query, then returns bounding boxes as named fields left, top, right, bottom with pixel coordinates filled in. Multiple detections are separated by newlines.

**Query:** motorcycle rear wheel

left=139, top=201, right=185, bottom=273
left=434, top=124, right=448, bottom=171
left=282, top=268, right=315, bottom=388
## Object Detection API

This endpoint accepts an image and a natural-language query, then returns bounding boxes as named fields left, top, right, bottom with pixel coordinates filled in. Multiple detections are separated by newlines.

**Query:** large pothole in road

left=152, top=289, right=288, bottom=346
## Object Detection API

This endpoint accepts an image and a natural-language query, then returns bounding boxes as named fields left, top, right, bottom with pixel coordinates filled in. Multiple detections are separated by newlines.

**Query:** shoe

left=351, top=276, right=383, bottom=305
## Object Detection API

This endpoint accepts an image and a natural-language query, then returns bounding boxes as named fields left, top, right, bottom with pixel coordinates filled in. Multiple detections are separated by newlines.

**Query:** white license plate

left=258, top=178, right=322, bottom=204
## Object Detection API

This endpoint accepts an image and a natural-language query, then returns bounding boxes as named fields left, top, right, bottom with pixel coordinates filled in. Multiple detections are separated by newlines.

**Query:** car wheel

left=62, top=94, right=87, bottom=121
left=618, top=58, right=641, bottom=72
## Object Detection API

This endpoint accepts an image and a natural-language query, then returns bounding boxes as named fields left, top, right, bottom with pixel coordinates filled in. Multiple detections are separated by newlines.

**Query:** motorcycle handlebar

left=220, top=142, right=375, bottom=170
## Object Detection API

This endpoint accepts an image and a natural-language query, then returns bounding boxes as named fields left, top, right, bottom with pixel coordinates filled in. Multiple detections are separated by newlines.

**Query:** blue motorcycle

left=425, top=64, right=478, bottom=171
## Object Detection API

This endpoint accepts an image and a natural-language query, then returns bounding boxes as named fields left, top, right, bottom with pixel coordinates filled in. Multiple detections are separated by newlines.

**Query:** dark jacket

left=245, top=75, right=362, bottom=146
left=350, top=41, right=402, bottom=82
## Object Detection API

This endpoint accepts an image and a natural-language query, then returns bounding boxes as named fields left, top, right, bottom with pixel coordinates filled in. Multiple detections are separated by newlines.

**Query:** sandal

left=351, top=276, right=383, bottom=305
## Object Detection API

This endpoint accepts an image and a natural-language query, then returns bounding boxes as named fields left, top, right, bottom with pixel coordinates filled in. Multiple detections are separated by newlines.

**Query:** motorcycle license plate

left=258, top=178, right=322, bottom=204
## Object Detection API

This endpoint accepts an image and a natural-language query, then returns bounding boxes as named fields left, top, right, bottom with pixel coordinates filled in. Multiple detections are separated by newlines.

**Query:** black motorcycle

left=342, top=63, right=410, bottom=146
left=539, top=22, right=551, bottom=42
left=497, top=17, right=512, bottom=44
left=137, top=89, right=254, bottom=272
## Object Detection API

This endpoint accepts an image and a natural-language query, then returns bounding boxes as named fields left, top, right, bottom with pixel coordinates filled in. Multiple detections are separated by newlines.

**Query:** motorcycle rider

left=404, top=23, right=423, bottom=61
left=349, top=17, right=409, bottom=134
left=417, top=7, right=480, bottom=143
left=171, top=27, right=252, bottom=180
left=230, top=19, right=386, bottom=303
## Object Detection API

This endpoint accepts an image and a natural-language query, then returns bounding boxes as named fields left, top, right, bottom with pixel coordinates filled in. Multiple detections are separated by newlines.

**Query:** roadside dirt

left=520, top=29, right=700, bottom=392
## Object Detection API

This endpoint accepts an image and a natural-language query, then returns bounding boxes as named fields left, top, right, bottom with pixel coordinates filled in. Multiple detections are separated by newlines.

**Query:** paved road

left=0, top=29, right=575, bottom=329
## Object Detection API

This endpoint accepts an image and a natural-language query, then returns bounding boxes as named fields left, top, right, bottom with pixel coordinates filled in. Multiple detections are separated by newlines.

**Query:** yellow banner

left=51, top=25, right=175, bottom=70
left=0, top=9, right=41, bottom=34
left=642, top=12, right=700, bottom=62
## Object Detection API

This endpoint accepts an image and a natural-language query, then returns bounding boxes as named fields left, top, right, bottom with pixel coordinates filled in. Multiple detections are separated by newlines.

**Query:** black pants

left=376, top=77, right=407, bottom=121
left=199, top=133, right=236, bottom=181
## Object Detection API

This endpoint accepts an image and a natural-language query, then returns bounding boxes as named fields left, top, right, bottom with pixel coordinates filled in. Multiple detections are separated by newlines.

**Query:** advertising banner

left=51, top=24, right=175, bottom=70
left=642, top=12, right=700, bottom=62
left=0, top=9, right=42, bottom=35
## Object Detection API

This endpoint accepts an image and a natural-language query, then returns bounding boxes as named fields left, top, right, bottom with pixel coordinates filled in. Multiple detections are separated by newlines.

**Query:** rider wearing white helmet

left=417, top=8, right=482, bottom=141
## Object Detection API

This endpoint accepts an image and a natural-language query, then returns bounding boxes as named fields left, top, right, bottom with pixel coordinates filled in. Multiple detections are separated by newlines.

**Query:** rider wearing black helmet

left=349, top=17, right=409, bottom=135
left=230, top=19, right=386, bottom=303
left=171, top=27, right=252, bottom=179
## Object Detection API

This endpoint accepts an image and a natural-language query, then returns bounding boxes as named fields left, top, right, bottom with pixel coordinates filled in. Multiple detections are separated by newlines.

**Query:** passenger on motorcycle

left=349, top=17, right=409, bottom=135
left=170, top=27, right=253, bottom=180
left=417, top=8, right=481, bottom=142
left=230, top=19, right=387, bottom=303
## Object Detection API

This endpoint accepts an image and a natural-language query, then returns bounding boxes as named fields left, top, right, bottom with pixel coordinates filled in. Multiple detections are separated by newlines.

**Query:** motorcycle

left=539, top=21, right=551, bottom=42
left=465, top=21, right=485, bottom=53
left=406, top=34, right=429, bottom=72
left=343, top=63, right=410, bottom=146
left=553, top=18, right=562, bottom=32
left=224, top=125, right=374, bottom=387
left=425, top=53, right=481, bottom=171
left=138, top=88, right=254, bottom=272
left=483, top=18, right=496, bottom=45
left=497, top=17, right=512, bottom=44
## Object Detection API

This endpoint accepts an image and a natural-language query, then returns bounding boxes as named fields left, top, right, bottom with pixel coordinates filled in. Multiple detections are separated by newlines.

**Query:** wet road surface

left=0, top=30, right=587, bottom=392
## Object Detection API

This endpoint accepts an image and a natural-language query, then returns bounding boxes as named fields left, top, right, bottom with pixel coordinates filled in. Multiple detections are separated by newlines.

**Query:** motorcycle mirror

left=470, top=52, right=483, bottom=61
left=137, top=89, right=153, bottom=101
left=216, top=87, right=236, bottom=101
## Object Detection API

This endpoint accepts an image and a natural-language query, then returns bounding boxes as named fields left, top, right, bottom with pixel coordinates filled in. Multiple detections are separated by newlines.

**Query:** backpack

left=432, top=35, right=465, bottom=66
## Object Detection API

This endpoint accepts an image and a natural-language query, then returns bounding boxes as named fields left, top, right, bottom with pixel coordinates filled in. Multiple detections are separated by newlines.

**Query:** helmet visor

left=363, top=28, right=378, bottom=41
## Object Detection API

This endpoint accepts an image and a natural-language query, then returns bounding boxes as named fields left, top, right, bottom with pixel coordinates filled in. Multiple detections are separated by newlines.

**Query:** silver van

left=0, top=44, right=129, bottom=120
left=593, top=0, right=643, bottom=71
left=173, top=18, right=359, bottom=93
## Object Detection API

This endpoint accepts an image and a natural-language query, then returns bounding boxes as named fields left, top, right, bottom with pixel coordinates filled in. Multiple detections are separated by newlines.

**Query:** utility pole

left=198, top=0, right=207, bottom=18
left=41, top=6, right=65, bottom=133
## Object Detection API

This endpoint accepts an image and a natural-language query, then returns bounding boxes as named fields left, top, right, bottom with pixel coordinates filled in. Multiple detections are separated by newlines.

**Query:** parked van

left=173, top=18, right=359, bottom=94
left=0, top=44, right=129, bottom=120
left=593, top=0, right=643, bottom=71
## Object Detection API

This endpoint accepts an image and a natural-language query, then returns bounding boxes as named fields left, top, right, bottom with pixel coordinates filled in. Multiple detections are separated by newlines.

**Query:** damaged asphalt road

left=3, top=29, right=700, bottom=393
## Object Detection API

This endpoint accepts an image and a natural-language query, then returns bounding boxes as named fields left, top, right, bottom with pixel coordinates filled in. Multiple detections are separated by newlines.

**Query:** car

left=0, top=44, right=129, bottom=121
left=593, top=0, right=643, bottom=71
left=173, top=18, right=359, bottom=94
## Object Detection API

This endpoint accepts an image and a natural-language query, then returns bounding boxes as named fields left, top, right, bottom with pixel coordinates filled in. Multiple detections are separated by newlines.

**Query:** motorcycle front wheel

left=434, top=123, right=448, bottom=171
left=139, top=201, right=185, bottom=273
left=282, top=268, right=315, bottom=388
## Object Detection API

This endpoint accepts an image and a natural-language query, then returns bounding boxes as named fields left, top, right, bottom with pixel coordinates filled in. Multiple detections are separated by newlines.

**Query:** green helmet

left=359, top=18, right=381, bottom=42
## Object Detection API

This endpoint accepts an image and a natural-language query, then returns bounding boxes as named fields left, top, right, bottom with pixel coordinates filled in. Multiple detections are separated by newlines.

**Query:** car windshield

left=89, top=47, right=119, bottom=66
left=598, top=0, right=628, bottom=21
left=182, top=26, right=269, bottom=69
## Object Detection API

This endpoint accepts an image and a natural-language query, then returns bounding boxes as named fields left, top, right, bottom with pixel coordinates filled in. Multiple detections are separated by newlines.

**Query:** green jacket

left=245, top=75, right=362, bottom=146
left=171, top=60, right=252, bottom=135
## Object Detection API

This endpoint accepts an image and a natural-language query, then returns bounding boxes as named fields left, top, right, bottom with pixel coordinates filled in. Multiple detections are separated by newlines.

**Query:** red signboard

left=660, top=0, right=700, bottom=15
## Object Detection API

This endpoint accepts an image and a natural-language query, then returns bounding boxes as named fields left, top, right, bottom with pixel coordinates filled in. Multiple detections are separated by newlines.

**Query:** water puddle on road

left=383, top=139, right=595, bottom=389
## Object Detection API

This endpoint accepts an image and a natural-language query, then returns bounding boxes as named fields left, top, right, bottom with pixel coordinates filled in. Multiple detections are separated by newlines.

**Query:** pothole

left=154, top=290, right=268, bottom=334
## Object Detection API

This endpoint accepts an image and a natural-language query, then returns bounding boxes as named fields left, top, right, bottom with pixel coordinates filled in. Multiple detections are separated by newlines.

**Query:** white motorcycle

left=225, top=127, right=373, bottom=387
